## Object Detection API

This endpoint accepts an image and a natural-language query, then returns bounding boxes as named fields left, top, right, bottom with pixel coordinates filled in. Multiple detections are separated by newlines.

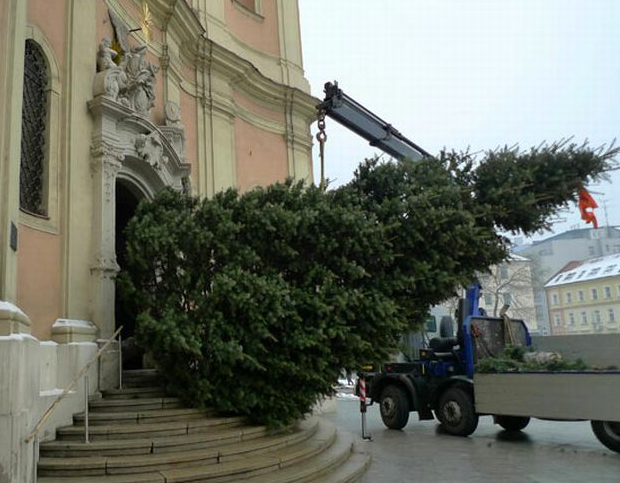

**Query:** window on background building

left=500, top=265, right=509, bottom=279
left=588, top=268, right=600, bottom=276
left=609, top=309, right=616, bottom=323
left=503, top=292, right=512, bottom=305
left=569, top=313, right=575, bottom=326
left=581, top=312, right=588, bottom=325
left=20, top=39, right=49, bottom=216
left=552, top=294, right=559, bottom=305
left=605, top=286, right=612, bottom=299
left=566, top=292, right=572, bottom=303
left=484, top=293, right=492, bottom=306
left=591, top=288, right=598, bottom=300
left=578, top=290, right=584, bottom=301
left=554, top=314, right=561, bottom=326
left=604, top=265, right=616, bottom=274
left=594, top=310, right=601, bottom=324
left=588, top=246, right=595, bottom=256
left=577, top=270, right=586, bottom=279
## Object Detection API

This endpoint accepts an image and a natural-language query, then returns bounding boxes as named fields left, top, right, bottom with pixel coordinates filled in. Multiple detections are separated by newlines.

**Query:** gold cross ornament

left=140, top=1, right=153, bottom=44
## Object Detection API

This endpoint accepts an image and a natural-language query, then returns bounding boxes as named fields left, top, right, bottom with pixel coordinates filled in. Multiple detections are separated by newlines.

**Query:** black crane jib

left=316, top=81, right=429, bottom=162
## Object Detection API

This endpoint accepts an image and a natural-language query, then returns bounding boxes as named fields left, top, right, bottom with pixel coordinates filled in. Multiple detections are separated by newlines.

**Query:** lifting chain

left=316, top=110, right=327, bottom=190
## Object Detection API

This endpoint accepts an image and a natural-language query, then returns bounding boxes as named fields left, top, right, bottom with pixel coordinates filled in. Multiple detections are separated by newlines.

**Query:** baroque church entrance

left=114, top=180, right=142, bottom=341
left=88, top=36, right=190, bottom=341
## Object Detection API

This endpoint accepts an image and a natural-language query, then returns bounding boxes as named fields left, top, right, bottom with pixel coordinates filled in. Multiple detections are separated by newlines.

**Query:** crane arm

left=316, top=81, right=429, bottom=162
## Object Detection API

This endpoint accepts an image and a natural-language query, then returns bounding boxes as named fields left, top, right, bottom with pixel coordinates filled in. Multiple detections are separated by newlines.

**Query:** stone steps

left=87, top=396, right=183, bottom=412
left=120, top=369, right=160, bottom=389
left=38, top=419, right=326, bottom=478
left=58, top=415, right=247, bottom=441
left=72, top=407, right=217, bottom=426
left=101, top=387, right=165, bottom=400
left=38, top=369, right=370, bottom=482
left=41, top=425, right=272, bottom=458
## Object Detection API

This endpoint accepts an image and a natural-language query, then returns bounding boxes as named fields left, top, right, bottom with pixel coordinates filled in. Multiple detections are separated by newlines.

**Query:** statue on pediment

left=95, top=39, right=158, bottom=118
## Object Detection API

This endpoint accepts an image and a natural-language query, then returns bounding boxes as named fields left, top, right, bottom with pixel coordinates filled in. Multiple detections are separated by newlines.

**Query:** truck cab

left=358, top=283, right=532, bottom=436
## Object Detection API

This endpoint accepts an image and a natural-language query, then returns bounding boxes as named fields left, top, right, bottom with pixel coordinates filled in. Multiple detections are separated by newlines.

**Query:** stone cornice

left=198, top=39, right=319, bottom=119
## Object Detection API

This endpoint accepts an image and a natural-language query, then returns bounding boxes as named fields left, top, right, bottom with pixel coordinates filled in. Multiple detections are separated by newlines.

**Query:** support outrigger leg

left=359, top=377, right=373, bottom=441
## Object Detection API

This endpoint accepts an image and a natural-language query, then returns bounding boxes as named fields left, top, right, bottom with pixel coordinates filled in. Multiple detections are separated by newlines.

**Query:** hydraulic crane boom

left=317, top=81, right=429, bottom=161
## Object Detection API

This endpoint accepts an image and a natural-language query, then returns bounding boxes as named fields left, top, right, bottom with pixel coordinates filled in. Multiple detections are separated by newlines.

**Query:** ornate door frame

left=87, top=39, right=190, bottom=338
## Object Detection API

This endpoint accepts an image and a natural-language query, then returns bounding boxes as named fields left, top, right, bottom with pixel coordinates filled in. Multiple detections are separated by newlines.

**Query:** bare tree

left=477, top=259, right=537, bottom=327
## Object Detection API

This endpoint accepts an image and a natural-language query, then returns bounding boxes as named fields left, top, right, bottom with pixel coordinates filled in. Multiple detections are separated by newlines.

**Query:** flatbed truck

left=357, top=284, right=620, bottom=453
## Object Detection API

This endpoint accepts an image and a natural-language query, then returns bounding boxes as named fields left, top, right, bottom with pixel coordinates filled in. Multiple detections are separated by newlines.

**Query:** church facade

left=0, top=1, right=315, bottom=480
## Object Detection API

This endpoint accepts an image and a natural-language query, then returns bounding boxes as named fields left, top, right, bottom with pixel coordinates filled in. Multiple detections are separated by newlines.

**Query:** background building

left=0, top=1, right=315, bottom=480
left=544, top=253, right=620, bottom=336
left=477, top=255, right=538, bottom=334
left=517, top=226, right=620, bottom=334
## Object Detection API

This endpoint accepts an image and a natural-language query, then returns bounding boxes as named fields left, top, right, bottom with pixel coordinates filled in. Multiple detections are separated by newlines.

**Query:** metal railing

left=25, top=326, right=123, bottom=482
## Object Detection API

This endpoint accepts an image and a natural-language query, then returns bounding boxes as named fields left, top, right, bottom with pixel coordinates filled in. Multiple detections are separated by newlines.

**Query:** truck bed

left=474, top=372, right=620, bottom=422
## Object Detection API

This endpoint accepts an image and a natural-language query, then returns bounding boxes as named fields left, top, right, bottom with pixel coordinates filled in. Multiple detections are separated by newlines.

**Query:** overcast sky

left=298, top=0, right=620, bottom=239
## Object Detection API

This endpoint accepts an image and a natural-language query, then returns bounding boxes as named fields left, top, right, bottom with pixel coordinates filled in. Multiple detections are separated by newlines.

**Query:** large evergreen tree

left=120, top=142, right=617, bottom=426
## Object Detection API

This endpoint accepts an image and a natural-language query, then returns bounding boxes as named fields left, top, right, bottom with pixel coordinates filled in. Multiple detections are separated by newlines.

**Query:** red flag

left=578, top=189, right=598, bottom=229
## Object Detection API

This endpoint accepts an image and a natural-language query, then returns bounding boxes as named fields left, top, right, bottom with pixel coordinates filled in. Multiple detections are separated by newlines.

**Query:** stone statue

left=94, top=38, right=158, bottom=118
left=135, top=132, right=166, bottom=170
left=118, top=44, right=158, bottom=116
left=97, top=38, right=118, bottom=71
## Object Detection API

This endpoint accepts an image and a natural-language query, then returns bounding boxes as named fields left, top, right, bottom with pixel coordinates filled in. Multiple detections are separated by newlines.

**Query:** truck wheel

left=495, top=415, right=530, bottom=432
left=591, top=421, right=620, bottom=453
left=380, top=385, right=410, bottom=429
left=437, top=386, right=478, bottom=436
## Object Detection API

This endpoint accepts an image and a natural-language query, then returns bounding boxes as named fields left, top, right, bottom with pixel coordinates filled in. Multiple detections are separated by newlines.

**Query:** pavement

left=322, top=397, right=620, bottom=483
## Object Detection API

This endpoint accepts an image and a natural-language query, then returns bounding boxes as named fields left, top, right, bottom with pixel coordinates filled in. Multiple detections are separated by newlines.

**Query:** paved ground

left=322, top=398, right=620, bottom=483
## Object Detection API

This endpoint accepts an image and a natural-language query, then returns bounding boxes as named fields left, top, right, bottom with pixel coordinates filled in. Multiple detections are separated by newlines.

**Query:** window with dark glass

left=19, top=39, right=48, bottom=216
left=235, top=0, right=256, bottom=12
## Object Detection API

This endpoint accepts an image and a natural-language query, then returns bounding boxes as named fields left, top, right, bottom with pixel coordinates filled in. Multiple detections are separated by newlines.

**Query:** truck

left=317, top=81, right=620, bottom=454
left=357, top=283, right=620, bottom=453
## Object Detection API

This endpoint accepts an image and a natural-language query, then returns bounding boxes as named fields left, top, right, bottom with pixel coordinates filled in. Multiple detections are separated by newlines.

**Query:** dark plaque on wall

left=10, top=222, right=17, bottom=252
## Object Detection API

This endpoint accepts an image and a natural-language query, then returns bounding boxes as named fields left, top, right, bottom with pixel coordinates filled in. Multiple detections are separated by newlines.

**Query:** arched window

left=19, top=39, right=49, bottom=216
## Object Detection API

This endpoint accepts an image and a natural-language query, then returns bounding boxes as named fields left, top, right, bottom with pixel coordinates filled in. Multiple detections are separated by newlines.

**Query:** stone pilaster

left=90, top=142, right=123, bottom=339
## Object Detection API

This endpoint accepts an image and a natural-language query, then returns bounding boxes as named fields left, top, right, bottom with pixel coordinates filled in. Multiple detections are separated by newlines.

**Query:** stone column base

left=0, top=301, right=31, bottom=335
left=51, top=319, right=98, bottom=343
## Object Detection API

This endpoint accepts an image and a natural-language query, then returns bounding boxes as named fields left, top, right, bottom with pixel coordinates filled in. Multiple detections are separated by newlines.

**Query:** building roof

left=522, top=226, right=620, bottom=249
left=544, top=252, right=620, bottom=288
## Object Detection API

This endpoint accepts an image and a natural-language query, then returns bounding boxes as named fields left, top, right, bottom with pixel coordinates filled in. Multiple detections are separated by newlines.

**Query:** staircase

left=38, top=369, right=370, bottom=482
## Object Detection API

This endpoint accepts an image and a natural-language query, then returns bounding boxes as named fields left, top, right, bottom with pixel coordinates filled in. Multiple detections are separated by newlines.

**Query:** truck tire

left=591, top=420, right=620, bottom=453
left=380, top=385, right=410, bottom=430
left=495, top=415, right=530, bottom=432
left=437, top=386, right=478, bottom=436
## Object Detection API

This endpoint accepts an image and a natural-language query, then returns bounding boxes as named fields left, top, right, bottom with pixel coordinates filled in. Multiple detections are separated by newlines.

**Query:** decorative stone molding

left=135, top=132, right=166, bottom=171
left=164, top=101, right=181, bottom=127
left=0, top=301, right=31, bottom=335
left=90, top=257, right=121, bottom=279
left=51, top=318, right=98, bottom=344
left=94, top=39, right=158, bottom=118
left=88, top=36, right=191, bottom=339
left=90, top=139, right=125, bottom=164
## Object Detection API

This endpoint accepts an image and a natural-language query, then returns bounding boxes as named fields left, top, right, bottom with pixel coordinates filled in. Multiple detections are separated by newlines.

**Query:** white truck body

left=475, top=372, right=620, bottom=422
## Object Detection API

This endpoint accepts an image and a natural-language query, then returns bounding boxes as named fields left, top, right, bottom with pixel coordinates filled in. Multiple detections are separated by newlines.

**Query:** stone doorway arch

left=88, top=39, right=191, bottom=339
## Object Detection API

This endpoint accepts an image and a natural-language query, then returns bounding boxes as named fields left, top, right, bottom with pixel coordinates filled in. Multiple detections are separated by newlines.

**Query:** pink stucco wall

left=235, top=118, right=288, bottom=192
left=235, top=89, right=284, bottom=124
left=180, top=89, right=198, bottom=189
left=17, top=225, right=61, bottom=340
left=96, top=0, right=115, bottom=49
left=28, top=0, right=67, bottom=68
left=225, top=0, right=280, bottom=57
